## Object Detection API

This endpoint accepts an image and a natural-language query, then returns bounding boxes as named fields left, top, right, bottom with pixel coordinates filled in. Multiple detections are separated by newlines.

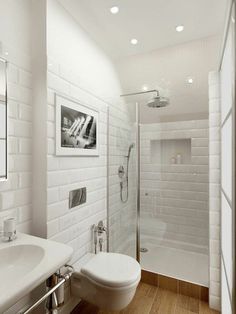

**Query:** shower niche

left=150, top=138, right=191, bottom=164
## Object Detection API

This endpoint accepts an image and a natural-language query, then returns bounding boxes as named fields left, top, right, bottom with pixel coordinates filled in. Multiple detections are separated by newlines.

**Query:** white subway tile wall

left=47, top=61, right=108, bottom=263
left=0, top=44, right=32, bottom=234
left=208, top=71, right=221, bottom=310
left=140, top=120, right=209, bottom=254
left=46, top=59, right=136, bottom=264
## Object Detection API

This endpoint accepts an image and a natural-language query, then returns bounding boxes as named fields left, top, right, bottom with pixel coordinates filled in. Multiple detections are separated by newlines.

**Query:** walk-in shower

left=108, top=84, right=210, bottom=288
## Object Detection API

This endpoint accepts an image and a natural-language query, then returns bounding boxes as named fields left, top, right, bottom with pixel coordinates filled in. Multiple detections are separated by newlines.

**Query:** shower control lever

left=97, top=220, right=107, bottom=235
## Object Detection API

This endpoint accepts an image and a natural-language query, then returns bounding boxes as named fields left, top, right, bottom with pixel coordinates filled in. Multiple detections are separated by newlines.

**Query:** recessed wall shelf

left=150, top=138, right=191, bottom=164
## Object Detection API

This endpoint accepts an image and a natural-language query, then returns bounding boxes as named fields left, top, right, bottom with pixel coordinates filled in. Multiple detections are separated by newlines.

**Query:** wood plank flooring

left=71, top=282, right=220, bottom=314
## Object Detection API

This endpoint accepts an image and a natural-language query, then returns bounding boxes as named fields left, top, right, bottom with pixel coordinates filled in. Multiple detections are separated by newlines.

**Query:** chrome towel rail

left=20, top=265, right=74, bottom=314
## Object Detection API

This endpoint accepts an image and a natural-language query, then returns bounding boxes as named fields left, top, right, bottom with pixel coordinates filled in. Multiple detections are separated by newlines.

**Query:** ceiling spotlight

left=131, top=38, right=138, bottom=45
left=110, top=6, right=119, bottom=14
left=176, top=25, right=184, bottom=32
left=142, top=85, right=148, bottom=91
left=187, top=77, right=194, bottom=84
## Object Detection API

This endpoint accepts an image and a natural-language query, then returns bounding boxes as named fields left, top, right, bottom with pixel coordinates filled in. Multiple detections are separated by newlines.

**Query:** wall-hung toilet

left=72, top=252, right=141, bottom=311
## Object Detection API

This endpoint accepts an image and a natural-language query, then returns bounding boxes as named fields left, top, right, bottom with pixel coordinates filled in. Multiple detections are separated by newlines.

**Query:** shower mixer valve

left=92, top=221, right=107, bottom=254
left=118, top=165, right=125, bottom=178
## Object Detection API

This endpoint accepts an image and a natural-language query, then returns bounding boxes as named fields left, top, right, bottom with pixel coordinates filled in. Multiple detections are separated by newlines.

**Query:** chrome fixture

left=92, top=221, right=107, bottom=254
left=97, top=220, right=107, bottom=235
left=140, top=247, right=148, bottom=253
left=118, top=165, right=125, bottom=179
left=119, top=143, right=135, bottom=203
left=99, top=237, right=104, bottom=252
left=120, top=89, right=169, bottom=108
left=20, top=265, right=73, bottom=314
left=69, top=187, right=86, bottom=209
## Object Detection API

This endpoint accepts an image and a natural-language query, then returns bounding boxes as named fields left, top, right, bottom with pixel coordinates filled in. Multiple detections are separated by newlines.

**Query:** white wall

left=115, top=36, right=220, bottom=123
left=220, top=3, right=235, bottom=313
left=0, top=1, right=33, bottom=313
left=140, top=120, right=209, bottom=255
left=47, top=0, right=122, bottom=101
left=46, top=0, right=133, bottom=269
left=0, top=0, right=32, bottom=233
left=208, top=71, right=221, bottom=310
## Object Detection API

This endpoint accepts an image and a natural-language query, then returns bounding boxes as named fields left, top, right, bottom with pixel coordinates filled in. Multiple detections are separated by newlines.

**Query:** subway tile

left=0, top=191, right=15, bottom=210
left=208, top=71, right=220, bottom=86
left=19, top=172, right=32, bottom=188
left=191, top=147, right=209, bottom=156
left=48, top=188, right=59, bottom=204
left=18, top=205, right=32, bottom=223
left=209, top=99, right=220, bottom=113
left=8, top=100, right=18, bottom=118
left=0, top=55, right=32, bottom=236
left=210, top=267, right=220, bottom=282
left=208, top=84, right=220, bottom=100
left=47, top=218, right=60, bottom=238
left=19, top=103, right=32, bottom=121
left=19, top=138, right=32, bottom=154
left=8, top=137, right=19, bottom=154
left=209, top=295, right=220, bottom=310
left=19, top=69, right=32, bottom=88
left=8, top=64, right=19, bottom=84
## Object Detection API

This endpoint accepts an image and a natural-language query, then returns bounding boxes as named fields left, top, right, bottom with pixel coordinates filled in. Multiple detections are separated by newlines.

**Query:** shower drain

left=140, top=247, right=148, bottom=253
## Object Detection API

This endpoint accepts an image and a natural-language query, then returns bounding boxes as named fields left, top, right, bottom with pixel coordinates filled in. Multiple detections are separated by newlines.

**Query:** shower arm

left=120, top=89, right=159, bottom=97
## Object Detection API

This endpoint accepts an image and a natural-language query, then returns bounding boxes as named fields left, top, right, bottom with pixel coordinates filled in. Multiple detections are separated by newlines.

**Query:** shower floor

left=141, top=244, right=209, bottom=287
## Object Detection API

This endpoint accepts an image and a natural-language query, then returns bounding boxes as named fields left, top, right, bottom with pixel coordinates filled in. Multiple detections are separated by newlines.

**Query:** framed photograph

left=55, top=94, right=99, bottom=156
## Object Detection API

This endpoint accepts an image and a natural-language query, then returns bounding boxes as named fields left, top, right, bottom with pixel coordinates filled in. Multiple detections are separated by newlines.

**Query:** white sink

left=0, top=233, right=73, bottom=312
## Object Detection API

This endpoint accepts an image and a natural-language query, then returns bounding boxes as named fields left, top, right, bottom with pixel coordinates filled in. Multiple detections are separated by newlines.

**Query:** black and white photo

left=56, top=95, right=99, bottom=156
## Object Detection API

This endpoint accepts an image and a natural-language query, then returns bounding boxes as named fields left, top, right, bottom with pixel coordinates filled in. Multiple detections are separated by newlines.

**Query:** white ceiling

left=116, top=36, right=220, bottom=122
left=58, top=0, right=228, bottom=59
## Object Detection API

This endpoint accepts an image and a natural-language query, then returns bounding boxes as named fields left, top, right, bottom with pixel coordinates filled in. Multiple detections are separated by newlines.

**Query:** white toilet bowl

left=72, top=252, right=141, bottom=311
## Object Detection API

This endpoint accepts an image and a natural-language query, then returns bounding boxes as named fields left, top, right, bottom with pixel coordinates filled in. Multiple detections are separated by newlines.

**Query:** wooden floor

left=71, top=282, right=220, bottom=314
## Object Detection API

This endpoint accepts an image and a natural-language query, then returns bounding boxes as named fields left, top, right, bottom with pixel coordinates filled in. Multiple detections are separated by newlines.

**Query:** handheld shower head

left=127, top=143, right=135, bottom=158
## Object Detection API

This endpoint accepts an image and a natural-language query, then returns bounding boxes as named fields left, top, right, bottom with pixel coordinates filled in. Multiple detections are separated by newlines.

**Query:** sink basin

left=0, top=233, right=73, bottom=312
left=0, top=245, right=45, bottom=288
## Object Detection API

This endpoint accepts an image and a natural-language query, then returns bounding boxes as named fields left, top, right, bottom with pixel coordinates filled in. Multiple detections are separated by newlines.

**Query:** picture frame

left=55, top=94, right=99, bottom=156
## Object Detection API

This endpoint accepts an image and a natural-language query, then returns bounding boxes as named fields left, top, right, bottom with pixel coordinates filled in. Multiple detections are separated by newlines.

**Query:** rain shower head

left=120, top=89, right=169, bottom=108
left=147, top=95, right=169, bottom=108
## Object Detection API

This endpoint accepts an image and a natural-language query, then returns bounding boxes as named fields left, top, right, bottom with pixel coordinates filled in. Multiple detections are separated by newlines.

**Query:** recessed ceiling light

left=110, top=6, right=119, bottom=14
left=142, top=85, right=148, bottom=91
left=176, top=25, right=184, bottom=32
left=131, top=38, right=138, bottom=45
left=4, top=51, right=8, bottom=56
left=187, top=77, right=194, bottom=84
